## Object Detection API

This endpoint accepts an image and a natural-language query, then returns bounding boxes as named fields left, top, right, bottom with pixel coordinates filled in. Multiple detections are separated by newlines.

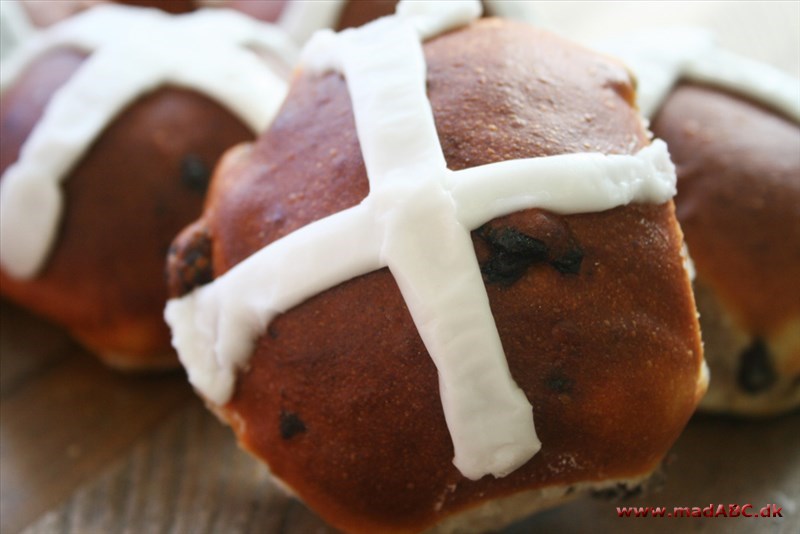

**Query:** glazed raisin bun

left=600, top=29, right=800, bottom=416
left=0, top=5, right=297, bottom=369
left=165, top=2, right=705, bottom=532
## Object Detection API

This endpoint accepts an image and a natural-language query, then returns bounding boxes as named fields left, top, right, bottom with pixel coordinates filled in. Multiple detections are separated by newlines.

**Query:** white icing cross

left=596, top=27, right=800, bottom=121
left=166, top=0, right=677, bottom=480
left=0, top=5, right=298, bottom=279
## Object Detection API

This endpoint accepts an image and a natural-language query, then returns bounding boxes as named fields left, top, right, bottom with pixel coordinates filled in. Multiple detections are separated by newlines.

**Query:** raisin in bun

left=0, top=5, right=297, bottom=369
left=600, top=29, right=800, bottom=416
left=165, top=2, right=705, bottom=532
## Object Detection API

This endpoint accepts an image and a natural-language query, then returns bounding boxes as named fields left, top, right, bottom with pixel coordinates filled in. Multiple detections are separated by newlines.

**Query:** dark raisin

left=267, top=323, right=279, bottom=339
left=550, top=246, right=584, bottom=275
left=480, top=255, right=528, bottom=285
left=478, top=226, right=548, bottom=286
left=166, top=225, right=214, bottom=297
left=486, top=227, right=548, bottom=258
left=180, top=154, right=210, bottom=193
left=545, top=372, right=573, bottom=394
left=737, top=338, right=777, bottom=394
left=279, top=410, right=307, bottom=440
left=592, top=483, right=644, bottom=500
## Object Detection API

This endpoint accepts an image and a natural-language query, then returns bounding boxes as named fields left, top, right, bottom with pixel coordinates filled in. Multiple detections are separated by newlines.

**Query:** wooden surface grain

left=1, top=2, right=799, bottom=533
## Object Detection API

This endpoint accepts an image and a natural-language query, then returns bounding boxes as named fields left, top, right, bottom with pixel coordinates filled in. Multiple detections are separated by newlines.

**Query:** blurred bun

left=0, top=5, right=296, bottom=369
left=599, top=28, right=800, bottom=415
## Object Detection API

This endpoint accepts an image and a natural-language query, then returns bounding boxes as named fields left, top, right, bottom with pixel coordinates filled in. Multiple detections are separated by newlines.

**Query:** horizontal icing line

left=449, top=140, right=676, bottom=230
left=173, top=8, right=299, bottom=68
left=166, top=204, right=383, bottom=405
left=166, top=142, right=674, bottom=471
left=1, top=5, right=170, bottom=93
left=596, top=28, right=800, bottom=122
left=165, top=45, right=288, bottom=132
left=1, top=6, right=297, bottom=96
left=0, top=32, right=102, bottom=93
left=685, top=48, right=800, bottom=123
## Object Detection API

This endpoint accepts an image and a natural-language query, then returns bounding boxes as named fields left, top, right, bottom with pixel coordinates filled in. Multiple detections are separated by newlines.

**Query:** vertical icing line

left=302, top=2, right=540, bottom=480
left=324, top=17, right=447, bottom=184
left=0, top=5, right=296, bottom=278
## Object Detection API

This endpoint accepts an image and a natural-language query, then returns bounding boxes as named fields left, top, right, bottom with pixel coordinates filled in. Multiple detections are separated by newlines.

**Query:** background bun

left=652, top=83, right=800, bottom=415
left=0, top=6, right=296, bottom=369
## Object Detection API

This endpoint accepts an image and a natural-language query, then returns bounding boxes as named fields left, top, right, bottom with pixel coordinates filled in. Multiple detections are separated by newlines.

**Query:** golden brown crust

left=169, top=19, right=704, bottom=532
left=0, top=47, right=254, bottom=368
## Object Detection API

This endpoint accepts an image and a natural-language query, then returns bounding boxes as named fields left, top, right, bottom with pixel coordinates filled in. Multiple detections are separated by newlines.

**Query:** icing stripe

left=0, top=5, right=297, bottom=279
left=0, top=0, right=35, bottom=61
left=685, top=47, right=800, bottom=123
left=167, top=204, right=382, bottom=406
left=277, top=0, right=347, bottom=45
left=167, top=1, right=678, bottom=480
left=321, top=3, right=536, bottom=480
left=450, top=140, right=676, bottom=229
left=597, top=28, right=800, bottom=122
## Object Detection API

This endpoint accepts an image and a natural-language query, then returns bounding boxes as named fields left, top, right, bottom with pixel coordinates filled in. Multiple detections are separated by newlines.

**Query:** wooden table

left=1, top=2, right=799, bottom=533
